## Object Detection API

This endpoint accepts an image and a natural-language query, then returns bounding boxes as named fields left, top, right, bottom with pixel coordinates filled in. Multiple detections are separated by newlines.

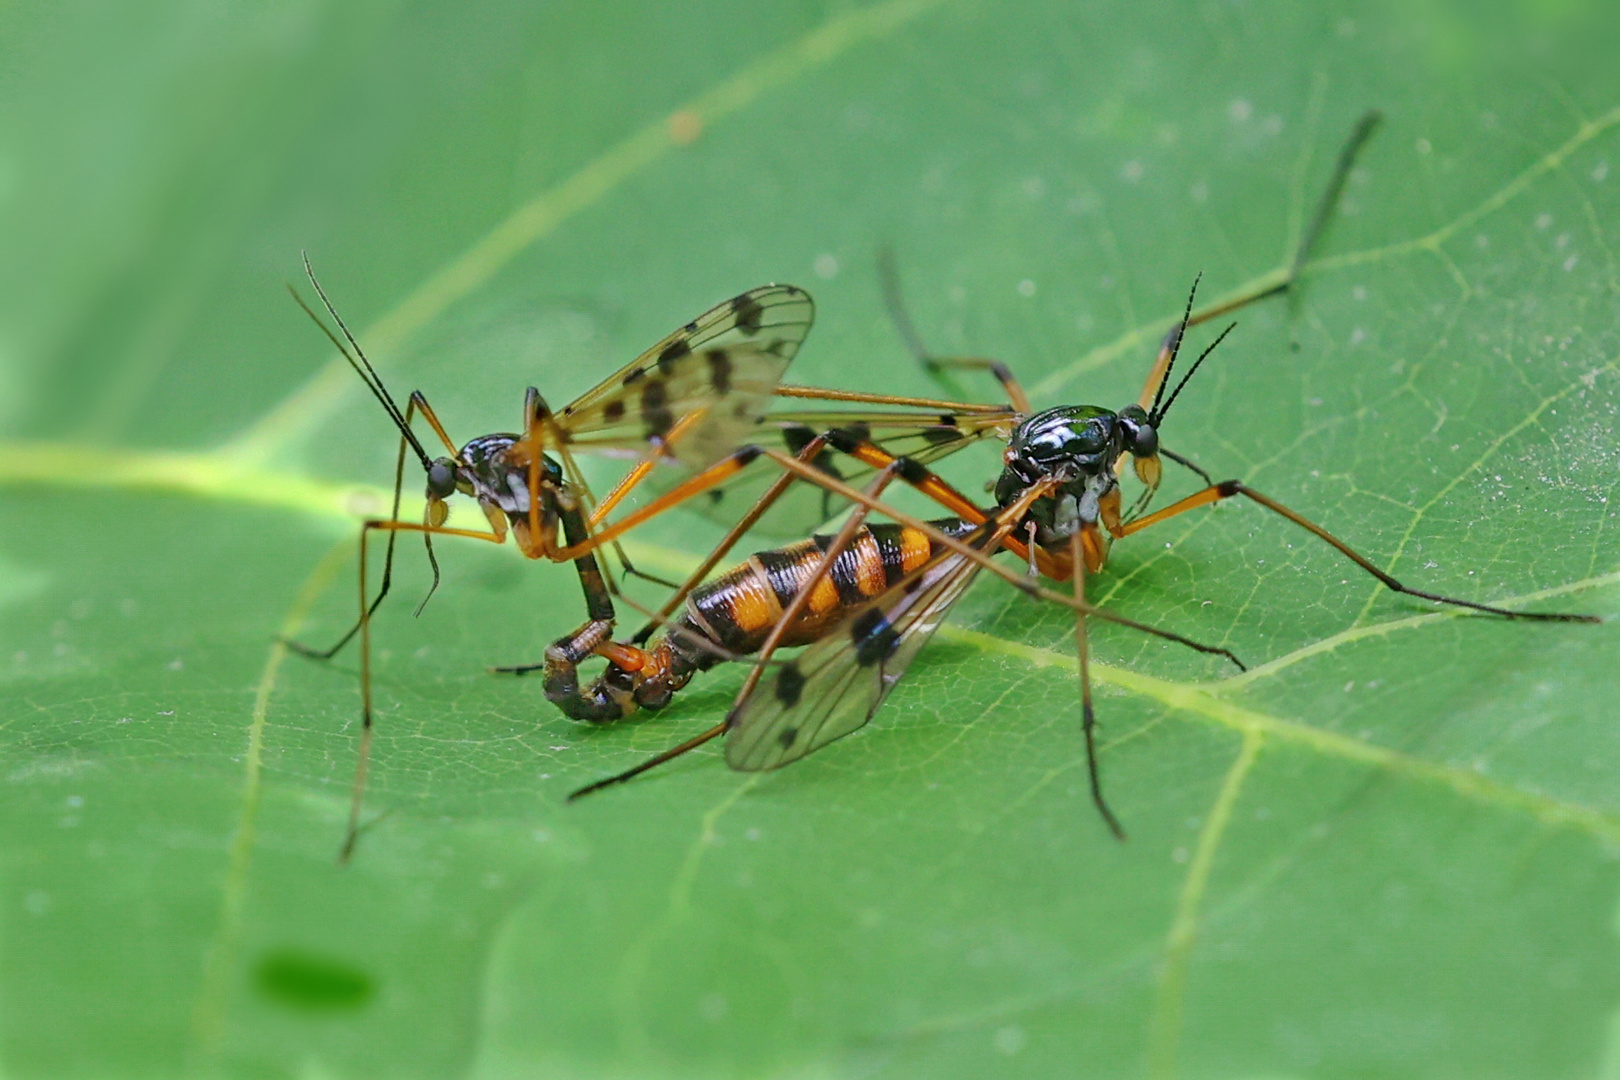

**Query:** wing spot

left=851, top=608, right=901, bottom=667
left=641, top=378, right=674, bottom=438
left=732, top=292, right=766, bottom=335
left=778, top=726, right=799, bottom=749
left=657, top=338, right=691, bottom=375
left=706, top=348, right=733, bottom=393
left=603, top=400, right=626, bottom=422
left=775, top=663, right=806, bottom=707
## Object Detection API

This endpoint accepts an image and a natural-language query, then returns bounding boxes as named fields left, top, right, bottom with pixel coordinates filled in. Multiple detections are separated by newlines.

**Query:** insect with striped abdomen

left=550, top=112, right=1600, bottom=836
left=282, top=259, right=815, bottom=858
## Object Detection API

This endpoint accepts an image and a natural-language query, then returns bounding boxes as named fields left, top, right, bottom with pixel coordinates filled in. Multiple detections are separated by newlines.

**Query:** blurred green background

left=3, top=0, right=1619, bottom=1077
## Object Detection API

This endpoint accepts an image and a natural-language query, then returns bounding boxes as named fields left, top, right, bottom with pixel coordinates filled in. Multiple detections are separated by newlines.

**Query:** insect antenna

left=285, top=259, right=450, bottom=670
left=291, top=253, right=435, bottom=473
left=1147, top=273, right=1201, bottom=424
left=1152, top=321, right=1236, bottom=428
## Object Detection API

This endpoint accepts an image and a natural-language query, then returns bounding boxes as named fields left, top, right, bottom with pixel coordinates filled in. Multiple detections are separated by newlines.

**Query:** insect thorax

left=455, top=433, right=567, bottom=518
left=994, top=405, right=1125, bottom=543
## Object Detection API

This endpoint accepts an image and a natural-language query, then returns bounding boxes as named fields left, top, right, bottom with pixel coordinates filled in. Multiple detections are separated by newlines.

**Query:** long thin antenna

left=1154, top=321, right=1236, bottom=425
left=291, top=254, right=433, bottom=471
left=1149, top=273, right=1201, bottom=422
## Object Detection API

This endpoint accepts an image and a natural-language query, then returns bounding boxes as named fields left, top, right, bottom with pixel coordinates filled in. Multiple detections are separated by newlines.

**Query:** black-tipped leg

left=567, top=721, right=729, bottom=801
left=1122, top=479, right=1601, bottom=623
left=876, top=247, right=1033, bottom=412
left=1071, top=530, right=1126, bottom=841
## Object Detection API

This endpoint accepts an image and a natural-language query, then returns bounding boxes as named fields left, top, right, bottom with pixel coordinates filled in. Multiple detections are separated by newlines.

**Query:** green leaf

left=4, top=1, right=1618, bottom=1077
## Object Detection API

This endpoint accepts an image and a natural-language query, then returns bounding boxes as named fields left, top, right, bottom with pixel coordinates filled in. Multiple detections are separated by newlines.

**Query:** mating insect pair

left=539, top=268, right=1599, bottom=835
left=290, top=110, right=1597, bottom=858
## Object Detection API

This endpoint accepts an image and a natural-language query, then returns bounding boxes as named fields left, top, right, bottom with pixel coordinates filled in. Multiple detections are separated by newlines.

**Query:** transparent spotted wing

left=553, top=284, right=815, bottom=471
left=725, top=529, right=1000, bottom=771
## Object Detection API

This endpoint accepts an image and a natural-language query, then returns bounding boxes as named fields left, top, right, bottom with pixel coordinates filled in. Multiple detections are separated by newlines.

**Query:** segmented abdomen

left=631, top=518, right=976, bottom=709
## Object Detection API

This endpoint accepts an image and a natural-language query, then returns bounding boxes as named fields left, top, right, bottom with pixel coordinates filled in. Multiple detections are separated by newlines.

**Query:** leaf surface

left=3, top=1, right=1619, bottom=1077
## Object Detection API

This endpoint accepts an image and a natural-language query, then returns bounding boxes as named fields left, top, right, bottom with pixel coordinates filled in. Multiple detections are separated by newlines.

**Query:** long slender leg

left=583, top=407, right=715, bottom=526
left=343, top=520, right=378, bottom=863
left=567, top=721, right=730, bottom=801
left=1290, top=109, right=1381, bottom=281
left=286, top=390, right=451, bottom=661
left=338, top=517, right=505, bottom=862
left=877, top=247, right=1033, bottom=412
left=548, top=445, right=774, bottom=559
left=573, top=454, right=685, bottom=594
left=1121, top=479, right=1600, bottom=622
left=1071, top=529, right=1124, bottom=839
left=492, top=496, right=624, bottom=689
left=772, top=385, right=1009, bottom=413
left=1136, top=110, right=1382, bottom=412
left=631, top=433, right=833, bottom=645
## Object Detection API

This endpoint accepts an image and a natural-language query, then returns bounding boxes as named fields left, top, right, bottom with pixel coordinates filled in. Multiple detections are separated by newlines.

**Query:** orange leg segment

left=550, top=445, right=765, bottom=560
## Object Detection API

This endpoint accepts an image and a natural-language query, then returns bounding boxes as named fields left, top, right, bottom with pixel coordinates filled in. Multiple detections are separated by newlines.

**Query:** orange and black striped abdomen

left=688, top=519, right=977, bottom=655
left=546, top=517, right=981, bottom=721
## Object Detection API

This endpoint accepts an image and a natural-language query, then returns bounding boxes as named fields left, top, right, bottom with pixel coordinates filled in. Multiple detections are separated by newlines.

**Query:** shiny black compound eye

left=426, top=457, right=458, bottom=499
left=1117, top=405, right=1158, bottom=458
left=1124, top=420, right=1158, bottom=458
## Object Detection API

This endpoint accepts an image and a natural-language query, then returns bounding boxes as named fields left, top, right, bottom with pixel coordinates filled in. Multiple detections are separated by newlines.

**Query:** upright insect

left=550, top=112, right=1601, bottom=835
left=283, top=259, right=813, bottom=858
